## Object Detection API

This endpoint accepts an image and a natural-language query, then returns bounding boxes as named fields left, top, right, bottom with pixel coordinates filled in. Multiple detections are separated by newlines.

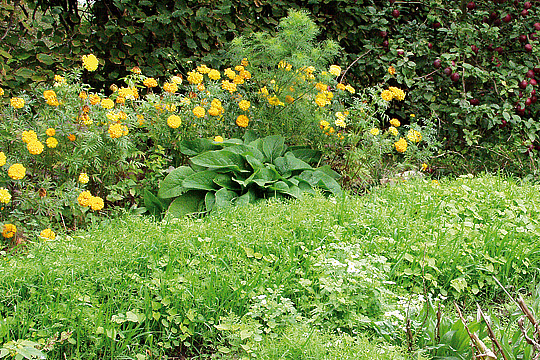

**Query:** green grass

left=1, top=174, right=539, bottom=359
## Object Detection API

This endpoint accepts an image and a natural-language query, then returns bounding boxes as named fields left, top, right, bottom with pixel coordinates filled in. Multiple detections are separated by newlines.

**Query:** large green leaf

left=245, top=154, right=264, bottom=171
left=298, top=169, right=342, bottom=196
left=274, top=152, right=312, bottom=175
left=250, top=135, right=287, bottom=162
left=183, top=170, right=228, bottom=191
left=179, top=138, right=220, bottom=156
left=143, top=189, right=168, bottom=217
left=158, top=166, right=194, bottom=199
left=166, top=190, right=206, bottom=218
left=222, top=144, right=264, bottom=161
left=205, top=191, right=216, bottom=212
left=214, top=188, right=237, bottom=208
left=289, top=147, right=322, bottom=164
left=190, top=150, right=248, bottom=172
left=236, top=188, right=258, bottom=206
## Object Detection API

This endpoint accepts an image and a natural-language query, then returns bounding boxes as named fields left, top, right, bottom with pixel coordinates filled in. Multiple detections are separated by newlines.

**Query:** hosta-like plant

left=151, top=134, right=342, bottom=218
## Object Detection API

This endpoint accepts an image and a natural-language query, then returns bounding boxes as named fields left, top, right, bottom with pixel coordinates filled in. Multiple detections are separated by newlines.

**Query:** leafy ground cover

left=1, top=174, right=539, bottom=359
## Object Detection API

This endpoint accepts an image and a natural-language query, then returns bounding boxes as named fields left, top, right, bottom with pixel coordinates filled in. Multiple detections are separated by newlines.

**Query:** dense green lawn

left=1, top=174, right=539, bottom=359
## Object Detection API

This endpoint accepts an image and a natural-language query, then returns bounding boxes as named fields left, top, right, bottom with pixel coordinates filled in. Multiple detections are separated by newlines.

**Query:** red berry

left=471, top=45, right=479, bottom=54
left=527, top=70, right=535, bottom=78
left=380, top=31, right=388, bottom=38
left=535, top=23, right=540, bottom=31
left=433, top=59, right=442, bottom=68
left=503, top=14, right=512, bottom=23
left=495, top=47, right=503, bottom=55
left=519, top=34, right=528, bottom=43
left=522, top=9, right=529, bottom=17
left=382, top=40, right=389, bottom=48
left=531, top=79, right=538, bottom=86
left=520, top=80, right=529, bottom=89
left=467, top=1, right=476, bottom=10
left=470, top=98, right=480, bottom=105
left=392, top=9, right=400, bottom=18
left=524, top=1, right=532, bottom=9
left=526, top=98, right=533, bottom=106
left=443, top=67, right=452, bottom=76
left=428, top=42, right=433, bottom=49
left=451, top=73, right=460, bottom=82
left=525, top=43, right=533, bottom=52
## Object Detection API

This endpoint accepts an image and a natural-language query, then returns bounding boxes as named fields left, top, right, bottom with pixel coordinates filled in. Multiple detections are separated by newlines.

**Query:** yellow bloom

left=315, top=82, right=327, bottom=92
left=27, top=140, right=44, bottom=155
left=208, top=107, right=221, bottom=116
left=167, top=114, right=182, bottom=128
left=79, top=91, right=87, bottom=99
left=268, top=96, right=284, bottom=106
left=108, top=123, right=127, bottom=139
left=21, top=130, right=38, bottom=144
left=394, top=138, right=408, bottom=153
left=0, top=188, right=11, bottom=204
left=110, top=84, right=119, bottom=92
left=233, top=75, right=245, bottom=85
left=8, top=163, right=26, bottom=180
left=79, top=173, right=89, bottom=184
left=211, top=99, right=222, bottom=108
left=388, top=66, right=396, bottom=75
left=197, top=83, right=205, bottom=92
left=319, top=120, right=330, bottom=130
left=89, top=196, right=104, bottom=211
left=131, top=66, right=141, bottom=74
left=43, top=90, right=56, bottom=100
left=221, top=80, right=237, bottom=93
left=421, top=163, right=428, bottom=171
left=10, top=97, right=25, bottom=109
left=236, top=115, right=249, bottom=128
left=46, top=128, right=56, bottom=137
left=329, top=65, right=341, bottom=77
left=68, top=134, right=76, bottom=142
left=193, top=106, right=206, bottom=118
left=213, top=135, right=224, bottom=142
left=46, top=137, right=58, bottom=148
left=224, top=68, right=236, bottom=79
left=388, top=126, right=398, bottom=136
left=390, top=118, right=401, bottom=127
left=259, top=87, right=269, bottom=97
left=285, top=95, right=294, bottom=103
left=410, top=114, right=415, bottom=118
left=370, top=128, right=380, bottom=136
left=2, top=224, right=16, bottom=238
left=336, top=83, right=346, bottom=91
left=0, top=88, right=4, bottom=96
left=46, top=97, right=60, bottom=106
left=187, top=71, right=204, bottom=85
left=197, top=64, right=211, bottom=74
left=407, top=129, right=422, bottom=143
left=77, top=191, right=92, bottom=207
left=101, top=98, right=114, bottom=109
left=82, top=54, right=99, bottom=71
left=163, top=82, right=178, bottom=93
left=171, top=76, right=182, bottom=84
left=240, top=70, right=251, bottom=79
left=381, top=90, right=394, bottom=101
left=239, top=100, right=250, bottom=111
left=0, top=152, right=5, bottom=166
left=40, top=228, right=56, bottom=240
left=208, top=69, right=221, bottom=80
left=54, top=74, right=65, bottom=83
left=345, top=85, right=355, bottom=94
left=335, top=112, right=347, bottom=128
left=241, top=58, right=249, bottom=67
left=89, top=94, right=101, bottom=105
left=142, top=77, right=158, bottom=88
left=389, top=86, right=406, bottom=101
left=432, top=179, right=440, bottom=186
left=116, top=96, right=125, bottom=104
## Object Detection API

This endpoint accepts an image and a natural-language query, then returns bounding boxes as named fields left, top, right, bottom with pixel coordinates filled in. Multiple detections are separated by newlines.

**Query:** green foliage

left=157, top=134, right=342, bottom=218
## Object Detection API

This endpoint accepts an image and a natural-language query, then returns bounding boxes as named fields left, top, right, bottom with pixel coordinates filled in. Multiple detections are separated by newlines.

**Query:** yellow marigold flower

left=224, top=68, right=236, bottom=79
left=68, top=134, right=76, bottom=141
left=79, top=91, right=87, bottom=99
left=370, top=128, right=380, bottom=136
left=390, top=118, right=401, bottom=127
left=304, top=66, right=315, bottom=74
left=110, top=84, right=118, bottom=92
left=259, top=86, right=269, bottom=97
left=10, top=97, right=25, bottom=109
left=388, top=126, right=398, bottom=136
left=410, top=114, right=415, bottom=118
left=381, top=90, right=394, bottom=101
left=2, top=224, right=16, bottom=238
left=395, top=138, right=408, bottom=153
left=432, top=179, right=440, bottom=186
left=407, top=129, right=422, bottom=143
left=82, top=54, right=99, bottom=71
left=197, top=64, right=211, bottom=74
left=43, top=90, right=56, bottom=100
left=208, top=107, right=221, bottom=116
left=211, top=99, right=222, bottom=108
left=240, top=70, right=251, bottom=79
left=8, top=163, right=25, bottom=180
left=236, top=115, right=249, bottom=128
left=40, top=228, right=56, bottom=240
left=89, top=94, right=101, bottom=105
left=241, top=58, right=249, bottom=67
left=79, top=172, right=89, bottom=184
left=233, top=75, right=245, bottom=85
left=46, top=97, right=59, bottom=106
left=335, top=118, right=346, bottom=128
left=329, top=65, right=341, bottom=77
left=319, top=120, right=330, bottom=130
left=45, top=128, right=56, bottom=137
left=101, top=98, right=114, bottom=109
left=78, top=191, right=92, bottom=207
left=421, top=163, right=428, bottom=171
left=336, top=83, right=346, bottom=91
left=315, top=82, right=327, bottom=92
left=213, top=135, right=224, bottom=142
left=0, top=152, right=5, bottom=166
left=208, top=69, right=221, bottom=80
left=239, top=100, right=250, bottom=111
left=118, top=111, right=127, bottom=120
left=193, top=106, right=206, bottom=118
left=89, top=196, right=104, bottom=211
left=54, top=74, right=65, bottom=83
left=345, top=84, right=355, bottom=94
left=118, top=87, right=135, bottom=99
left=22, top=130, right=38, bottom=144
left=285, top=95, right=294, bottom=103
left=46, top=137, right=58, bottom=148
left=235, top=65, right=245, bottom=72
left=0, top=188, right=11, bottom=204
left=268, top=96, right=284, bottom=106
left=27, top=140, right=44, bottom=155
left=388, top=66, right=396, bottom=75
left=167, top=114, right=182, bottom=128
left=221, top=80, right=237, bottom=93
left=187, top=71, right=204, bottom=85
left=108, top=123, right=126, bottom=139
left=197, top=83, right=205, bottom=92
left=163, top=82, right=178, bottom=93
left=131, top=66, right=141, bottom=74
left=143, top=77, right=158, bottom=88
left=79, top=113, right=92, bottom=125
left=171, top=76, right=182, bottom=84
left=389, top=86, right=406, bottom=101
left=325, top=127, right=335, bottom=135
left=116, top=96, right=126, bottom=104
left=0, top=88, right=4, bottom=96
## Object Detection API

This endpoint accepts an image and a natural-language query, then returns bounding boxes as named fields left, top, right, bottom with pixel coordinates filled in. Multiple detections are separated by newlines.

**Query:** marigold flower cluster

left=163, top=82, right=178, bottom=93
left=236, top=115, right=249, bottom=128
left=108, top=123, right=129, bottom=139
left=82, top=54, right=99, bottom=71
left=143, top=77, right=158, bottom=88
left=27, top=139, right=44, bottom=155
left=213, top=135, right=224, bottom=142
left=370, top=128, right=380, bottom=136
left=319, top=120, right=335, bottom=136
left=0, top=88, right=4, bottom=96
left=208, top=99, right=224, bottom=116
left=78, top=191, right=104, bottom=211
left=187, top=71, right=204, bottom=85
left=2, top=224, right=16, bottom=238
left=0, top=188, right=11, bottom=204
left=334, top=111, right=347, bottom=128
left=395, top=138, right=408, bottom=153
left=329, top=65, right=341, bottom=77
left=390, top=118, right=400, bottom=127
left=407, top=129, right=422, bottom=143
left=40, top=228, right=56, bottom=240
left=46, top=137, right=58, bottom=148
left=101, top=98, right=115, bottom=109
left=79, top=173, right=89, bottom=184
left=239, top=100, right=250, bottom=111
left=336, top=83, right=355, bottom=93
left=315, top=91, right=333, bottom=107
left=388, top=66, right=396, bottom=75
left=8, top=163, right=25, bottom=180
left=388, top=126, right=399, bottom=136
left=0, top=152, right=6, bottom=166
left=193, top=106, right=206, bottom=118
left=10, top=97, right=25, bottom=109
left=43, top=90, right=59, bottom=106
left=167, top=114, right=182, bottom=128
left=221, top=80, right=237, bottom=93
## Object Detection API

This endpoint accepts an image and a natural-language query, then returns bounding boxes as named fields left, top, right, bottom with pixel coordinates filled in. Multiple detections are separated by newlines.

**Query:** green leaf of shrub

left=215, top=188, right=237, bottom=208
left=274, top=152, right=312, bottom=175
left=183, top=170, right=228, bottom=191
left=179, top=138, right=220, bottom=156
left=166, top=190, right=206, bottom=218
left=190, top=150, right=248, bottom=172
left=158, top=166, right=194, bottom=199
